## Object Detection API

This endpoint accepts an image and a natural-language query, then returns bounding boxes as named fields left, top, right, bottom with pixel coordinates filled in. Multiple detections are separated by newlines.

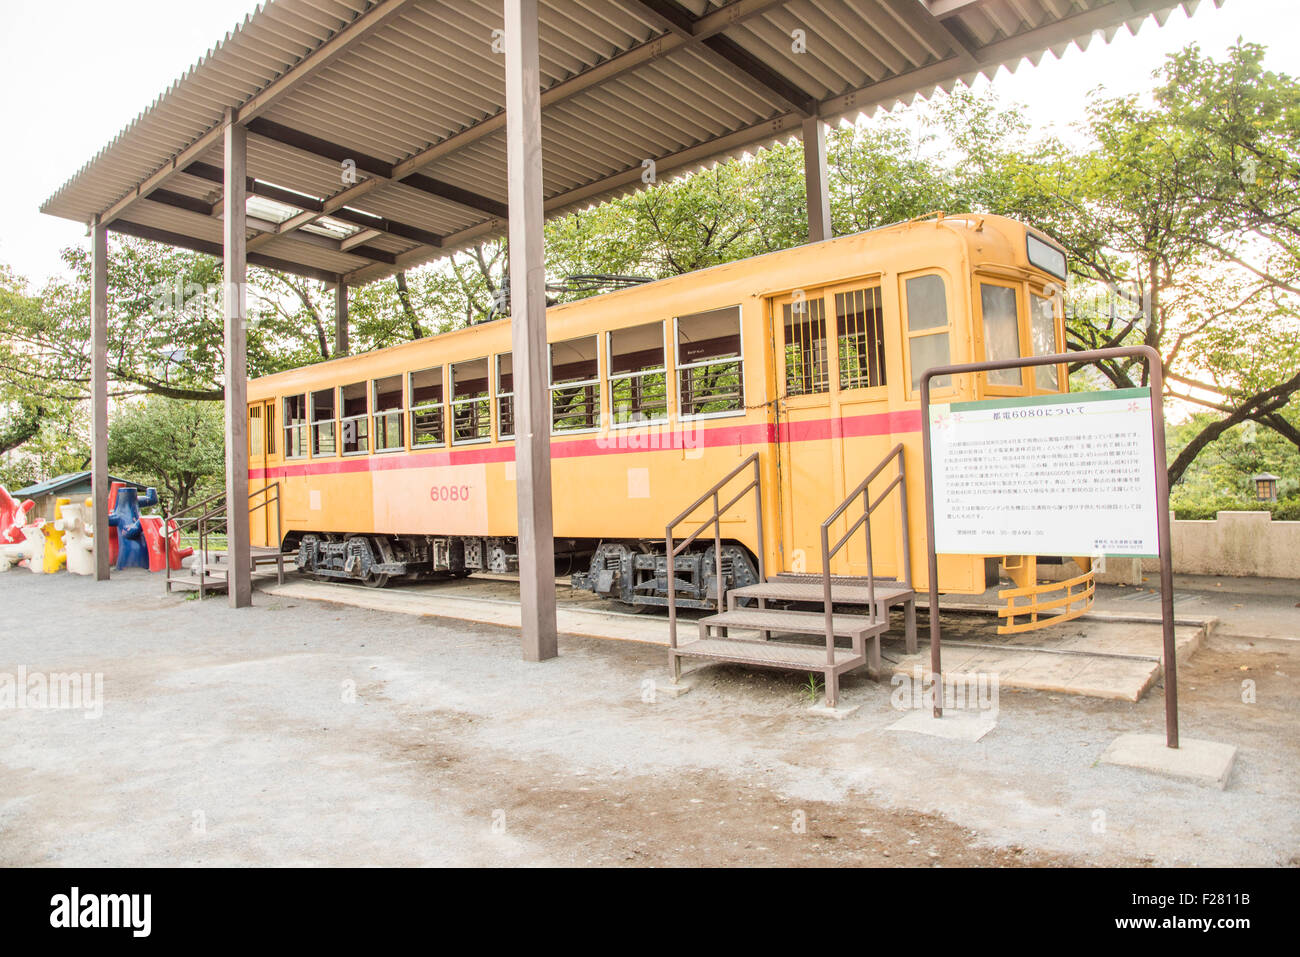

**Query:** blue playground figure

left=107, top=486, right=159, bottom=570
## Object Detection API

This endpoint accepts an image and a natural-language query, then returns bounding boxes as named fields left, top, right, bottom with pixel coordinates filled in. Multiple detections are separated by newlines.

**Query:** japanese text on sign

left=929, top=388, right=1159, bottom=557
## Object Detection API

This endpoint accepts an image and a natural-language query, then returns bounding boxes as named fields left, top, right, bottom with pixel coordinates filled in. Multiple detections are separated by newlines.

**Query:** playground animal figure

left=0, top=524, right=44, bottom=572
left=107, top=486, right=158, bottom=570
left=57, top=499, right=96, bottom=576
left=40, top=496, right=71, bottom=573
left=141, top=516, right=194, bottom=572
left=0, top=487, right=36, bottom=545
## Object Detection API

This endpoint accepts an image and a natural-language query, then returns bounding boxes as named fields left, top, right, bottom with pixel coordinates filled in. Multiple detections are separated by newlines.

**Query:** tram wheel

left=615, top=600, right=655, bottom=615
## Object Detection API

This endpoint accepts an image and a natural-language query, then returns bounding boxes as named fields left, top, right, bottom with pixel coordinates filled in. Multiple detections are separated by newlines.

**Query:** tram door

left=247, top=401, right=276, bottom=548
left=774, top=281, right=899, bottom=579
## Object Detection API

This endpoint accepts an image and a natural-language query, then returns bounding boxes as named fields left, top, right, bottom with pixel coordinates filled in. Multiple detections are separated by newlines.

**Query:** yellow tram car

left=246, top=212, right=1079, bottom=616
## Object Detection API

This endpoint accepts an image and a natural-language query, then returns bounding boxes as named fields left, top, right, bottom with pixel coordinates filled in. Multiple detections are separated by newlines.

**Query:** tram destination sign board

left=928, top=387, right=1160, bottom=557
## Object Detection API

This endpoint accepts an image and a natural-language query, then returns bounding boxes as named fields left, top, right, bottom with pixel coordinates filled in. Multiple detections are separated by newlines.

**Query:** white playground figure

left=57, top=501, right=96, bottom=576
left=0, top=524, right=44, bottom=572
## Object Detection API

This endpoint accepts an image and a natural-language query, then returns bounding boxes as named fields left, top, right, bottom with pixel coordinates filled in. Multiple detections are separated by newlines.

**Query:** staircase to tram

left=666, top=445, right=917, bottom=708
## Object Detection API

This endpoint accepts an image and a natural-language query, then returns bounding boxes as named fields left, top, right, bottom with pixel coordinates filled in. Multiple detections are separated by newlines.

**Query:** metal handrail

left=817, top=443, right=910, bottom=666
left=166, top=488, right=228, bottom=522
left=164, top=482, right=280, bottom=597
left=665, top=453, right=764, bottom=652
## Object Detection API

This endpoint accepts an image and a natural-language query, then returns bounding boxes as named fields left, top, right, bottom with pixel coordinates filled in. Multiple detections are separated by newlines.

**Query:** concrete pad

left=886, top=708, right=998, bottom=741
left=265, top=580, right=673, bottom=645
left=1101, top=733, right=1238, bottom=789
left=890, top=618, right=1209, bottom=702
left=806, top=702, right=861, bottom=720
left=656, top=681, right=693, bottom=698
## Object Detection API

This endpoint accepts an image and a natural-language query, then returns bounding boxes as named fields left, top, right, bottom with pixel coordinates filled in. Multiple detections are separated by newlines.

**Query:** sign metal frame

left=919, top=346, right=1179, bottom=748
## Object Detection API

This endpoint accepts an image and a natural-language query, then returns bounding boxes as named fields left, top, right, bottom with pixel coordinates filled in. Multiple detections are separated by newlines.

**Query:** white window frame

left=372, top=375, right=405, bottom=453
left=902, top=271, right=957, bottom=399
left=283, top=394, right=309, bottom=460
left=451, top=360, right=492, bottom=446
left=338, top=382, right=371, bottom=456
left=309, top=388, right=337, bottom=458
left=408, top=367, right=446, bottom=450
left=673, top=306, right=746, bottom=422
left=496, top=354, right=515, bottom=441
left=608, top=322, right=669, bottom=430
left=550, top=336, right=602, bottom=436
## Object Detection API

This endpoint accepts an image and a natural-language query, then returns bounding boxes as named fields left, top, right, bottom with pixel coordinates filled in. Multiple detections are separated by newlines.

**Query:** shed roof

left=40, top=0, right=1219, bottom=286
left=12, top=472, right=148, bottom=498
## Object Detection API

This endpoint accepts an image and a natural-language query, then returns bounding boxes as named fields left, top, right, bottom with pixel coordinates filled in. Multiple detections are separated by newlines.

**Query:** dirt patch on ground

left=417, top=756, right=1072, bottom=867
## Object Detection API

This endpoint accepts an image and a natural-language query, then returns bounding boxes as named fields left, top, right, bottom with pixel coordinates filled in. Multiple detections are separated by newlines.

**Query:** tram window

left=497, top=354, right=514, bottom=440
left=340, top=382, right=369, bottom=454
left=373, top=375, right=404, bottom=452
left=551, top=335, right=600, bottom=432
left=1031, top=292, right=1061, bottom=390
left=310, top=388, right=336, bottom=456
left=836, top=285, right=887, bottom=391
left=451, top=358, right=491, bottom=444
left=248, top=406, right=263, bottom=457
left=265, top=402, right=276, bottom=455
left=409, top=367, right=445, bottom=448
left=676, top=306, right=743, bottom=417
left=784, top=296, right=828, bottom=396
left=284, top=394, right=308, bottom=458
left=609, top=322, right=667, bottom=426
left=905, top=275, right=951, bottom=391
left=980, top=283, right=1023, bottom=386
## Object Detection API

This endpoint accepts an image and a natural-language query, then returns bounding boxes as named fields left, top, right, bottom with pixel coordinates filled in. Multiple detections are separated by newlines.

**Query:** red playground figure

left=107, top=481, right=125, bottom=567
left=141, top=516, right=194, bottom=572
left=0, top=487, right=36, bottom=545
left=107, top=486, right=159, bottom=570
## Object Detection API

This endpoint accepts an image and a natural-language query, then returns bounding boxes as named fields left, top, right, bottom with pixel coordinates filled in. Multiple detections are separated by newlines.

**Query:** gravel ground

left=0, top=570, right=1296, bottom=867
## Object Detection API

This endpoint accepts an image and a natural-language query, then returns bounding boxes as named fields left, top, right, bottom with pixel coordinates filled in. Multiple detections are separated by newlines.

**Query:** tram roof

left=40, top=0, right=1218, bottom=286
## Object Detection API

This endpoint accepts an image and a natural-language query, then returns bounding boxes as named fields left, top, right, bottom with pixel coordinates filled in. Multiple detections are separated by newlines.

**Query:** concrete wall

left=1017, top=511, right=1298, bottom=585
left=1142, top=511, right=1300, bottom=580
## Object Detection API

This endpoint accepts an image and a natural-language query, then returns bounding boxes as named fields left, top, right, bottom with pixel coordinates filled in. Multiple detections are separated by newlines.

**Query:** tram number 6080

left=430, top=485, right=471, bottom=503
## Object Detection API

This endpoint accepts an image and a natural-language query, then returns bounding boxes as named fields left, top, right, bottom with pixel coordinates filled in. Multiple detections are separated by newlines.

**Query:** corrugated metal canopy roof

left=41, top=0, right=1221, bottom=286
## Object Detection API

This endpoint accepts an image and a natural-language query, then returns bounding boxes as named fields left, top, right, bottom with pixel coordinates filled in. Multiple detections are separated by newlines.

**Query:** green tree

left=107, top=397, right=225, bottom=512
left=956, top=45, right=1300, bottom=485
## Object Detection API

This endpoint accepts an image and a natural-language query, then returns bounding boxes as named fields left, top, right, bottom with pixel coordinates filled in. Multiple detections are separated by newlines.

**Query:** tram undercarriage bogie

left=570, top=541, right=760, bottom=611
left=293, top=532, right=581, bottom=587
left=295, top=532, right=467, bottom=586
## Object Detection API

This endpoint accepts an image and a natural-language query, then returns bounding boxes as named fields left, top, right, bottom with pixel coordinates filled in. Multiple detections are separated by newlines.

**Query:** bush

left=1270, top=497, right=1300, bottom=522
left=1170, top=492, right=1300, bottom=521
left=1171, top=491, right=1250, bottom=521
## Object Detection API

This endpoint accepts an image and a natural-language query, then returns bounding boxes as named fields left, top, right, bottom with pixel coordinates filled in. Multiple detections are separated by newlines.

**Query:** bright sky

left=1, top=0, right=1297, bottom=287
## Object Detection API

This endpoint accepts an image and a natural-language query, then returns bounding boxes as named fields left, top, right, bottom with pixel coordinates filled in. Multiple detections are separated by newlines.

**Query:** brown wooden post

left=90, top=217, right=111, bottom=581
left=334, top=281, right=349, bottom=357
left=223, top=110, right=252, bottom=608
left=504, top=0, right=557, bottom=661
left=802, top=115, right=832, bottom=244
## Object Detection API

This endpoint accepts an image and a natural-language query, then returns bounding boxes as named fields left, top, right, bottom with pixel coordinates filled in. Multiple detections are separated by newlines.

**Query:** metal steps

left=672, top=637, right=864, bottom=672
left=685, top=605, right=888, bottom=677
left=665, top=444, right=917, bottom=708
left=166, top=574, right=229, bottom=592
left=669, top=572, right=921, bottom=707
left=697, top=607, right=886, bottom=639
left=729, top=579, right=912, bottom=608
